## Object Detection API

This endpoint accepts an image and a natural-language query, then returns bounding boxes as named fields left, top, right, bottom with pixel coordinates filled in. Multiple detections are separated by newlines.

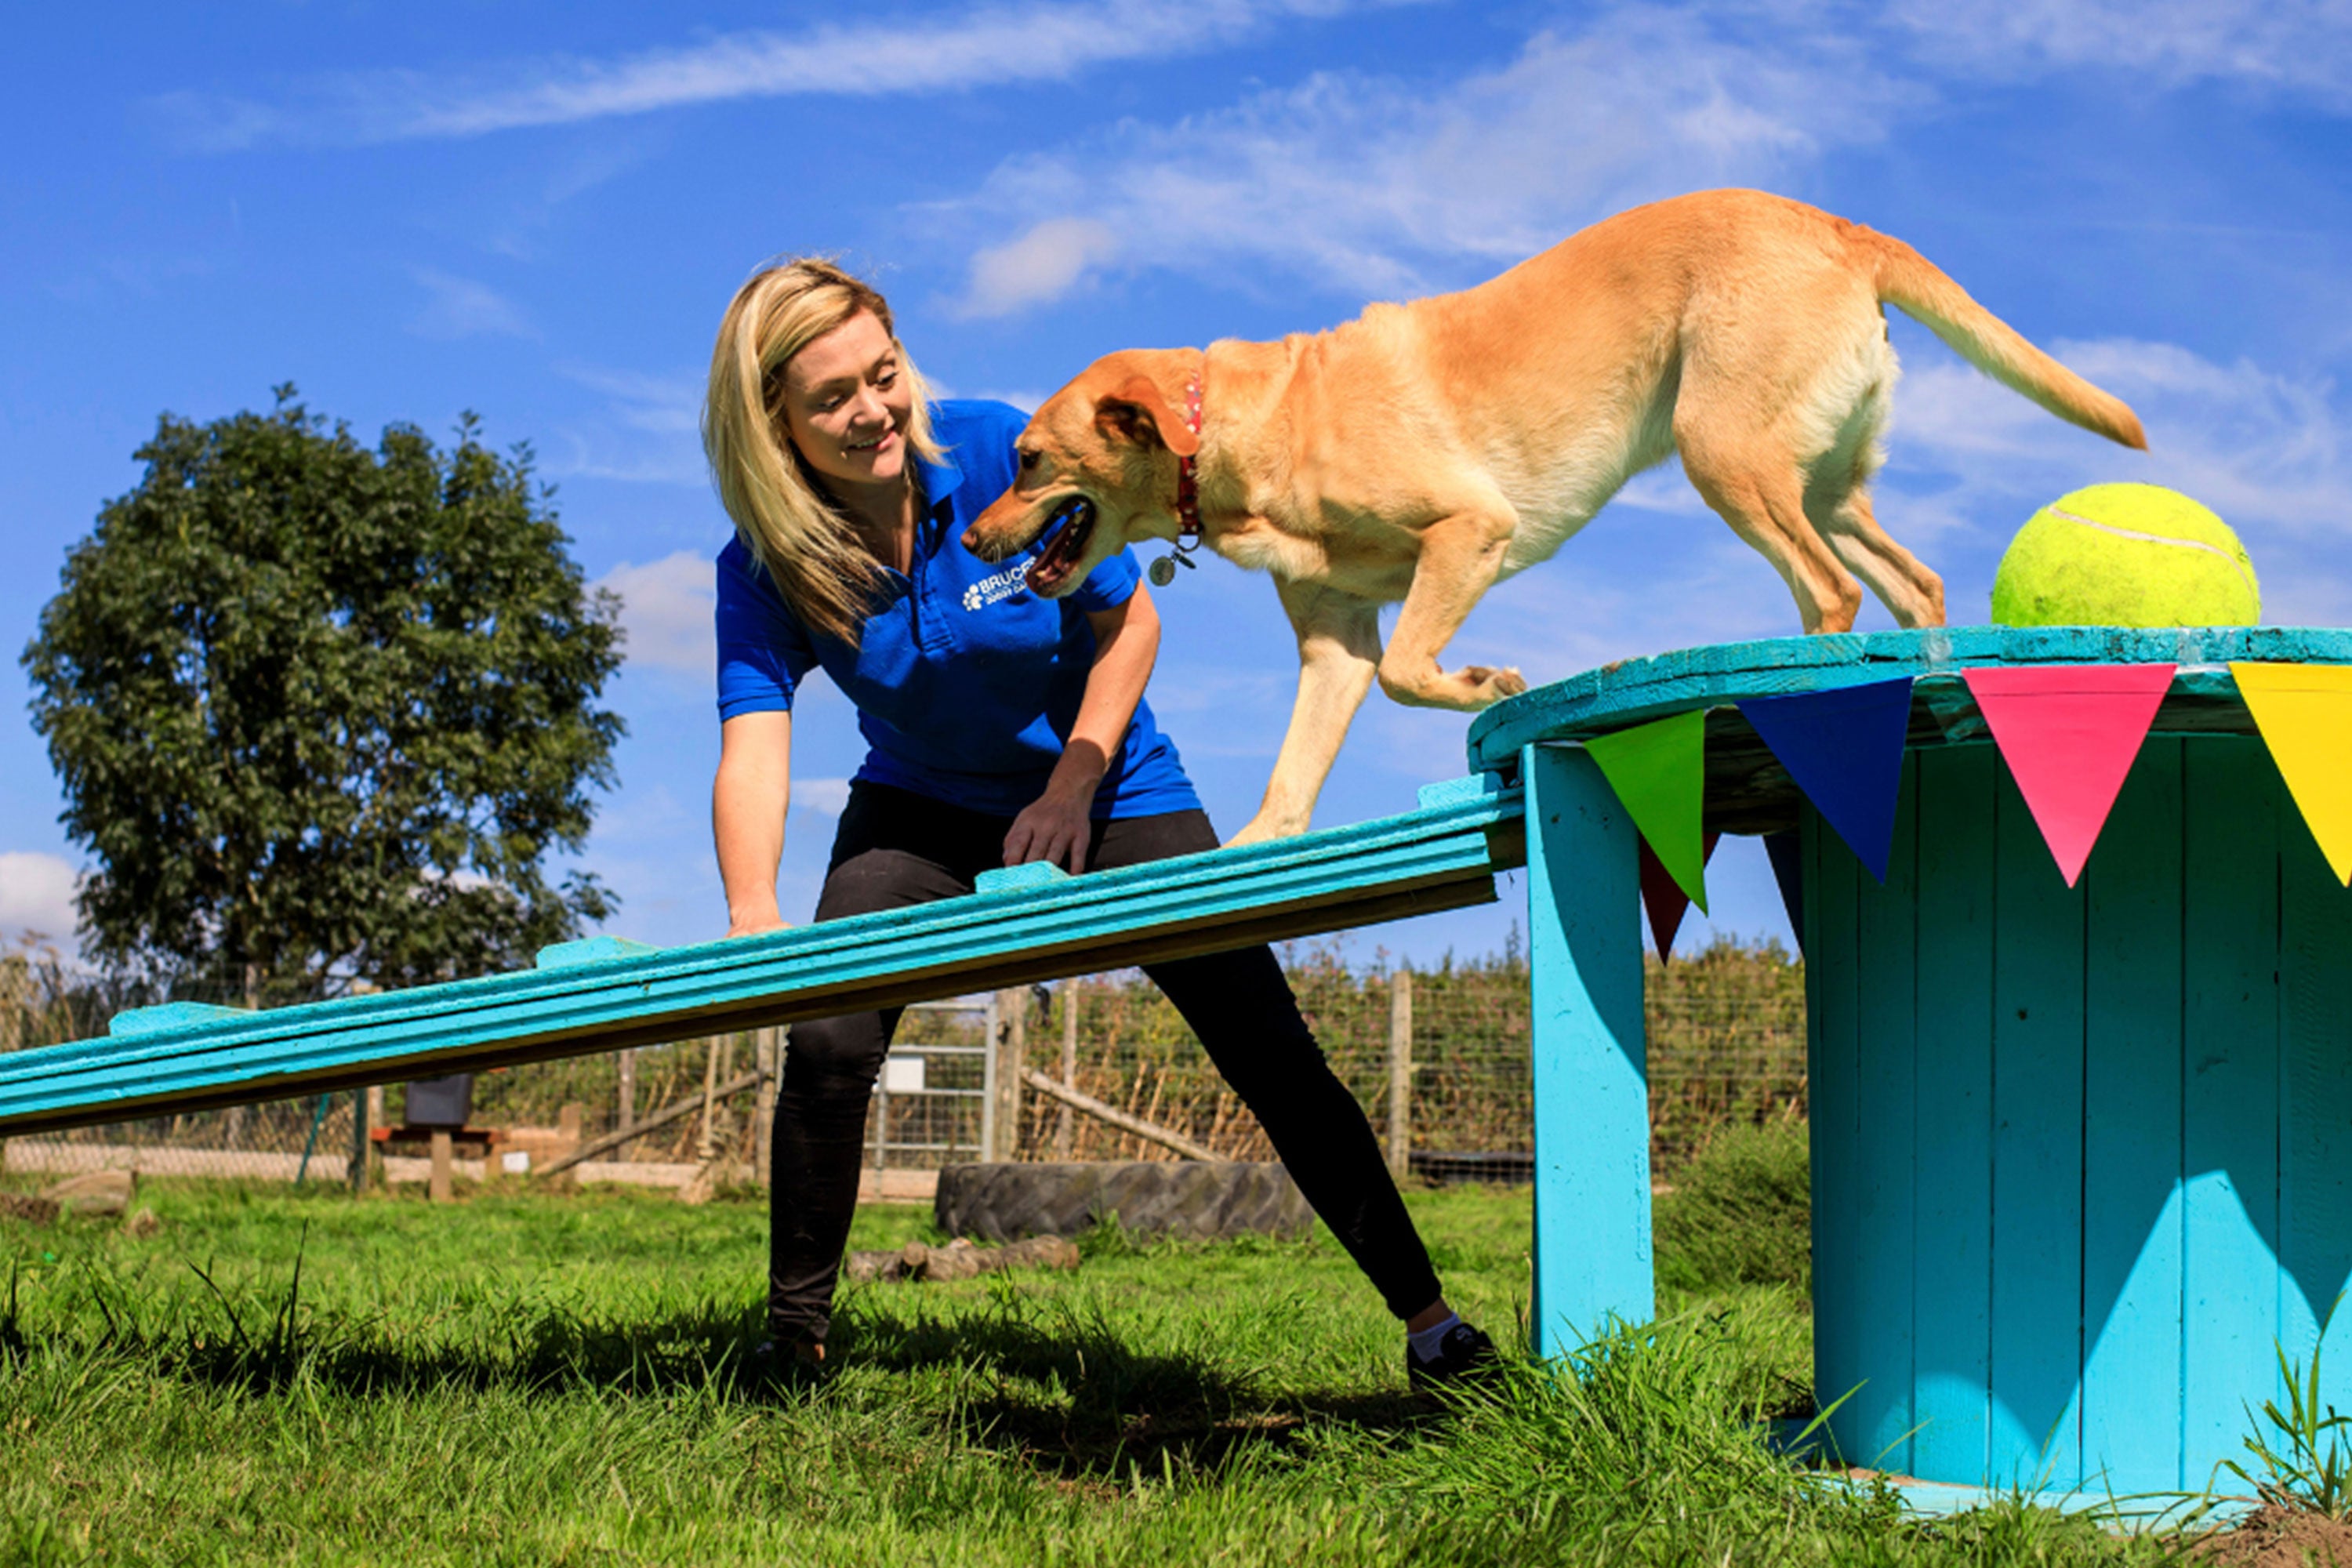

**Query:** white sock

left=1407, top=1312, right=1462, bottom=1363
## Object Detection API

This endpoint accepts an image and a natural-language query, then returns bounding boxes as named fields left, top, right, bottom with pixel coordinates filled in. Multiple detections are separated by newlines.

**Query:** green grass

left=0, top=1140, right=2198, bottom=1566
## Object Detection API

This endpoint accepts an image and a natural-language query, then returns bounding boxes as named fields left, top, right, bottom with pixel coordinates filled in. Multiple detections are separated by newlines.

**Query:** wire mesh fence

left=2, top=931, right=1806, bottom=1186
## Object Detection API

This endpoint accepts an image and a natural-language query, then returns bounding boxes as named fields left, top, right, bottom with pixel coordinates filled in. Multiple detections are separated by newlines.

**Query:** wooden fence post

left=753, top=1027, right=779, bottom=1189
left=1388, top=966, right=1414, bottom=1181
left=1, top=953, right=20, bottom=1175
left=347, top=1087, right=368, bottom=1191
left=993, top=989, right=1027, bottom=1162
left=364, top=1084, right=386, bottom=1189
left=695, top=1036, right=723, bottom=1163
left=616, top=1047, right=637, bottom=1145
left=429, top=1129, right=454, bottom=1203
left=1056, top=979, right=1080, bottom=1160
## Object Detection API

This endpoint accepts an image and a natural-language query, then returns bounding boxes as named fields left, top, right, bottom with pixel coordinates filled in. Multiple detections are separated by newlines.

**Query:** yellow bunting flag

left=1583, top=709, right=1708, bottom=912
left=2232, top=663, right=2352, bottom=885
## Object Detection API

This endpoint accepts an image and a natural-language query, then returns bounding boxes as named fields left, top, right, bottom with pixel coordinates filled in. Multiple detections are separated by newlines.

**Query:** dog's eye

left=1018, top=451, right=1040, bottom=472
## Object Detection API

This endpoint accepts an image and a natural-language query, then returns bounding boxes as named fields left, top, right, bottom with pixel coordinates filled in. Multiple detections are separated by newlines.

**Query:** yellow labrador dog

left=964, top=188, right=2145, bottom=843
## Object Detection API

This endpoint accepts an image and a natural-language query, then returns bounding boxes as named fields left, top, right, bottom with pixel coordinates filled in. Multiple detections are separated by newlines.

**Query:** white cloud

left=597, top=550, right=716, bottom=677
left=153, top=0, right=1382, bottom=151
left=0, top=852, right=81, bottom=950
left=552, top=365, right=708, bottom=485
left=958, top=218, right=1122, bottom=318
left=1885, top=0, right=2352, bottom=105
left=940, top=8, right=1911, bottom=312
left=407, top=267, right=534, bottom=340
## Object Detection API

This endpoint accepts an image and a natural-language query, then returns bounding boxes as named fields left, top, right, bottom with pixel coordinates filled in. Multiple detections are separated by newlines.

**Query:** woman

left=703, top=257, right=1492, bottom=1388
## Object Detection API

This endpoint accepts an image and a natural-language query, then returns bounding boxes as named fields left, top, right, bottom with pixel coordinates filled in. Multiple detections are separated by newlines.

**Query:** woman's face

left=779, top=309, right=915, bottom=493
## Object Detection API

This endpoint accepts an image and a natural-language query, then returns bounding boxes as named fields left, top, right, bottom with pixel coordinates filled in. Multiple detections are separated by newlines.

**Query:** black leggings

left=768, top=782, right=1444, bottom=1342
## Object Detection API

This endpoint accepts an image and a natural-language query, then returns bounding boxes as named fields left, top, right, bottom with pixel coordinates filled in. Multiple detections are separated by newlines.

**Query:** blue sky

left=4, top=2, right=2349, bottom=968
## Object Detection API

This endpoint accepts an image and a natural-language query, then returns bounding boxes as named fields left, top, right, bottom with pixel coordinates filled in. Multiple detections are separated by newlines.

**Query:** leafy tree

left=23, top=388, right=625, bottom=1004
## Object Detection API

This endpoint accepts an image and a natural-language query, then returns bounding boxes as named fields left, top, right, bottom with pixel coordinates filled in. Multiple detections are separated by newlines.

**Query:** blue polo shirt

left=714, top=400, right=1200, bottom=819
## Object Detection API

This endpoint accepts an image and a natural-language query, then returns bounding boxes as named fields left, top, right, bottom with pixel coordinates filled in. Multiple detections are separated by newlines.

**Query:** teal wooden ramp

left=0, top=776, right=1523, bottom=1138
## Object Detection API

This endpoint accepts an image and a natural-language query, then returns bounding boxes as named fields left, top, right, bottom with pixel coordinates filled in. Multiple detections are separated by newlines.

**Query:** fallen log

left=1018, top=1065, right=1219, bottom=1162
left=535, top=1070, right=761, bottom=1179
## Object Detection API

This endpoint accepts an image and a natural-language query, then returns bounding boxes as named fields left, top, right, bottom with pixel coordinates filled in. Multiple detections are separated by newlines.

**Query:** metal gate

left=865, top=996, right=995, bottom=1172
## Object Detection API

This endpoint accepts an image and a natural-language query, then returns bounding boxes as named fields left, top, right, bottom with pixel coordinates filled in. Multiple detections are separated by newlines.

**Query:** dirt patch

left=0, top=1192, right=60, bottom=1228
left=2197, top=1502, right=2352, bottom=1567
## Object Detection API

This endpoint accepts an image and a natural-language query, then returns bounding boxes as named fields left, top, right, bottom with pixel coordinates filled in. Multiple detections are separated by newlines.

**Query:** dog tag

left=1149, top=557, right=1175, bottom=586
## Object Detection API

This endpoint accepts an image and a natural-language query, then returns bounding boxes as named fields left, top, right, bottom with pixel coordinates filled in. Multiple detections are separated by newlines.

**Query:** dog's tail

left=1865, top=231, right=2147, bottom=451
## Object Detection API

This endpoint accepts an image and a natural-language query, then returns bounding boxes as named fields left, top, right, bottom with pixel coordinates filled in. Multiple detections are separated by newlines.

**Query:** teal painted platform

left=1508, top=627, right=2352, bottom=1499
left=0, top=777, right=1523, bottom=1137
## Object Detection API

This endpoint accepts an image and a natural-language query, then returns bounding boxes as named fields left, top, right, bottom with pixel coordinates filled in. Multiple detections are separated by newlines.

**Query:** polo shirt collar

left=913, top=439, right=962, bottom=541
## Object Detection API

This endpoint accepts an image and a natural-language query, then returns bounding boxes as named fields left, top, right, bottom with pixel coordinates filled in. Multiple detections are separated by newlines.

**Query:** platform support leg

left=1523, top=743, right=1652, bottom=1357
left=430, top=1130, right=453, bottom=1204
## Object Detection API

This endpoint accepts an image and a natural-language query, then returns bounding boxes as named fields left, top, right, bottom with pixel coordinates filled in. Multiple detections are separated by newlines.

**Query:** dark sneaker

left=1407, top=1320, right=1498, bottom=1395
left=749, top=1335, right=829, bottom=1388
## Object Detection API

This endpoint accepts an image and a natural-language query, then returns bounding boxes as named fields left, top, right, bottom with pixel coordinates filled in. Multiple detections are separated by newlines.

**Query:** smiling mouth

left=844, top=427, right=894, bottom=453
left=1025, top=498, right=1097, bottom=594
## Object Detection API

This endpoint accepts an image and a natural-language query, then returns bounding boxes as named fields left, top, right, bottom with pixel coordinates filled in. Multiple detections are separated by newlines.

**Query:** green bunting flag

left=1584, top=708, right=1709, bottom=913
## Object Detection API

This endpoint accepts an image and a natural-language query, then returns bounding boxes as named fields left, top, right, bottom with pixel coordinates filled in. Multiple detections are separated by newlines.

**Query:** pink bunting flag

left=1640, top=832, right=1721, bottom=962
left=1962, top=664, right=2176, bottom=886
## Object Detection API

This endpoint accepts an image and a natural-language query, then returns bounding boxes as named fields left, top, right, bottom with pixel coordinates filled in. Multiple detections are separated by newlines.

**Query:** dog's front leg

left=1375, top=508, right=1526, bottom=712
left=1227, top=580, right=1384, bottom=844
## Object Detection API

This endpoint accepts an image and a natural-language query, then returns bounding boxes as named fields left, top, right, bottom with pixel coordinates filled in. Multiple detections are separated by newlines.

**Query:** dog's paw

left=1459, top=666, right=1530, bottom=706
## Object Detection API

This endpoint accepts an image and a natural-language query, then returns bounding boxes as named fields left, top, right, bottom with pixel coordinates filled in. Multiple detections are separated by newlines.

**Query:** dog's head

left=963, top=350, right=1199, bottom=598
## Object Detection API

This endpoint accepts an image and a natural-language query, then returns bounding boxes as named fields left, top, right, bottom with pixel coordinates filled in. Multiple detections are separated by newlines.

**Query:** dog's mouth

left=1024, top=497, right=1097, bottom=595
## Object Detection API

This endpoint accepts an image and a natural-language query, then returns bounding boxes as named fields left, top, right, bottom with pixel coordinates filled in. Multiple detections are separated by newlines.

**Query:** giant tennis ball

left=1991, top=483, right=2259, bottom=628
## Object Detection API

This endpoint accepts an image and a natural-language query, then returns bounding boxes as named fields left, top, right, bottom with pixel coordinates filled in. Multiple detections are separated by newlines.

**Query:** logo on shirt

left=962, top=564, right=1031, bottom=612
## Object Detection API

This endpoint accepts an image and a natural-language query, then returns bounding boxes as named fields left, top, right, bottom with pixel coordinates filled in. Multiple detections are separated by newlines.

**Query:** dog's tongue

left=1024, top=500, right=1087, bottom=593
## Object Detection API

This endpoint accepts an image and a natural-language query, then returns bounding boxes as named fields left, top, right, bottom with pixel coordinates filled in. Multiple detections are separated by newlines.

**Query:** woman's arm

left=713, top=710, right=794, bottom=937
left=1002, top=584, right=1162, bottom=873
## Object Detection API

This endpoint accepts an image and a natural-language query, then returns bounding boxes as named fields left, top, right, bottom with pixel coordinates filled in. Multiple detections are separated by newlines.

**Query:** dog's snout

left=960, top=524, right=1001, bottom=561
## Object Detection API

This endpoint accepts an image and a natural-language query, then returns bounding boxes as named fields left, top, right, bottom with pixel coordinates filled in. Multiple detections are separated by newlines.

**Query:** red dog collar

left=1175, top=371, right=1203, bottom=539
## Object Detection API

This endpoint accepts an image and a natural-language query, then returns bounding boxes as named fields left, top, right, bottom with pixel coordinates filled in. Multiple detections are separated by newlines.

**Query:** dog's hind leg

left=1375, top=508, right=1527, bottom=712
left=1815, top=486, right=1945, bottom=628
left=1802, top=385, right=1946, bottom=628
left=1680, top=432, right=1864, bottom=634
left=1230, top=580, right=1385, bottom=844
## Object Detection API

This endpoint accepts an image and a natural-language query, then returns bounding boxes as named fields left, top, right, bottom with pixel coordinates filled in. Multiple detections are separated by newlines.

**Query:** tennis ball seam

left=2046, top=506, right=2258, bottom=602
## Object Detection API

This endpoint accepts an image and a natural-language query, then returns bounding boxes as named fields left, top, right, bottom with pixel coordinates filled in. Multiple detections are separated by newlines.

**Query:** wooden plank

left=1849, top=754, right=1921, bottom=1475
left=2280, top=762, right=2352, bottom=1432
left=1987, top=750, right=2089, bottom=1490
left=2080, top=737, right=2188, bottom=1491
left=1524, top=744, right=1650, bottom=1354
left=1910, top=745, right=1998, bottom=1485
left=2181, top=737, right=2283, bottom=1485
left=1808, top=794, right=1864, bottom=1464
left=0, top=783, right=1523, bottom=1137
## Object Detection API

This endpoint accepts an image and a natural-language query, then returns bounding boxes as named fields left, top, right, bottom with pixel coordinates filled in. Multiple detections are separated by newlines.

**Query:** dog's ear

left=1093, top=376, right=1200, bottom=459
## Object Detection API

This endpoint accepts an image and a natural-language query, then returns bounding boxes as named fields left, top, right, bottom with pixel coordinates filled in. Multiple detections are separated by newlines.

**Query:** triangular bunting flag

left=1763, top=829, right=1805, bottom=955
left=1584, top=709, right=1708, bottom=912
left=2232, top=663, right=2352, bottom=885
left=1734, top=678, right=1914, bottom=882
left=1641, top=832, right=1721, bottom=961
left=1963, top=664, right=2176, bottom=886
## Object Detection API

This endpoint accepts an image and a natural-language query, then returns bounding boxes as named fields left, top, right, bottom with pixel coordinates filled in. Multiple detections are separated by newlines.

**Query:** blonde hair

left=702, top=257, right=944, bottom=644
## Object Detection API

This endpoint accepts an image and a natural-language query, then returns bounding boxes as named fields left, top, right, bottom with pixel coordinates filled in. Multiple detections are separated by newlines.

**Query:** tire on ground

left=933, top=1161, right=1312, bottom=1242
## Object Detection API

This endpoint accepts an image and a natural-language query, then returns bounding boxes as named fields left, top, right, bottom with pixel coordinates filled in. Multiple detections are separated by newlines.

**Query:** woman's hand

left=1004, top=775, right=1098, bottom=873
left=725, top=909, right=793, bottom=940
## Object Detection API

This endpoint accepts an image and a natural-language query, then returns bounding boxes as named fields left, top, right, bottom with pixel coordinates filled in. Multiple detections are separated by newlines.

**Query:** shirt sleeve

left=714, top=543, right=820, bottom=720
left=1069, top=545, right=1144, bottom=612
